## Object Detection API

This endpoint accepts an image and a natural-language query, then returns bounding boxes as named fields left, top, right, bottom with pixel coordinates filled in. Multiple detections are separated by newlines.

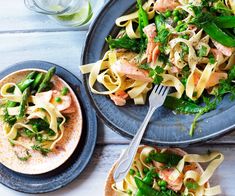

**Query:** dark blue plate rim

left=0, top=60, right=97, bottom=193
left=81, top=0, right=235, bottom=147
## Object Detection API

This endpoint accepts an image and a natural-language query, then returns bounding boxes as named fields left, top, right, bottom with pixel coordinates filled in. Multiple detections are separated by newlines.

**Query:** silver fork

left=113, top=85, right=170, bottom=182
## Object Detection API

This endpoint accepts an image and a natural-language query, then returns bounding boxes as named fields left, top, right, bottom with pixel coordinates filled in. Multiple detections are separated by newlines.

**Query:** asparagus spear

left=18, top=71, right=37, bottom=92
left=32, top=72, right=44, bottom=90
left=18, top=87, right=30, bottom=118
left=7, top=71, right=37, bottom=107
left=37, top=67, right=56, bottom=93
left=7, top=71, right=37, bottom=93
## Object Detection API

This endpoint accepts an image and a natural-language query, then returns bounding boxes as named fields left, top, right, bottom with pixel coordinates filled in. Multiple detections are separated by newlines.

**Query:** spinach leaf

left=164, top=96, right=202, bottom=114
left=28, top=119, right=49, bottom=131
left=106, top=35, right=144, bottom=53
left=149, top=152, right=182, bottom=166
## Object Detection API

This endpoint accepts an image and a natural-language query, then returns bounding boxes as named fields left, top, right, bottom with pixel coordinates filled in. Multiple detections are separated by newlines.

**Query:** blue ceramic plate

left=0, top=60, right=97, bottom=193
left=81, top=0, right=235, bottom=146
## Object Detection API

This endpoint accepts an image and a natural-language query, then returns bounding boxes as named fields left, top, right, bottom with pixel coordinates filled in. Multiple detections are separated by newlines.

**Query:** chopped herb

left=158, top=53, right=168, bottom=64
left=138, top=63, right=150, bottom=70
left=181, top=66, right=190, bottom=87
left=8, top=139, right=15, bottom=146
left=213, top=1, right=232, bottom=16
left=154, top=28, right=170, bottom=47
left=24, top=129, right=35, bottom=138
left=145, top=157, right=152, bottom=163
left=201, top=0, right=217, bottom=7
left=198, top=45, right=208, bottom=57
left=15, top=150, right=31, bottom=161
left=153, top=75, right=163, bottom=84
left=35, top=134, right=43, bottom=142
left=142, top=65, right=164, bottom=85
left=217, top=65, right=235, bottom=97
left=47, top=129, right=56, bottom=136
left=155, top=66, right=164, bottom=74
left=32, top=124, right=39, bottom=133
left=154, top=15, right=170, bottom=52
left=57, top=117, right=64, bottom=125
left=143, top=167, right=149, bottom=174
left=136, top=171, right=141, bottom=177
left=3, top=109, right=17, bottom=126
left=129, top=169, right=135, bottom=175
left=185, top=181, right=199, bottom=190
left=31, top=145, right=51, bottom=156
left=180, top=43, right=189, bottom=59
left=209, top=53, right=216, bottom=64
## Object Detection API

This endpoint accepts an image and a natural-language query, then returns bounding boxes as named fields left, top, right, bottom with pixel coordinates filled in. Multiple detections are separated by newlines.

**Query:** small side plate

left=0, top=60, right=97, bottom=193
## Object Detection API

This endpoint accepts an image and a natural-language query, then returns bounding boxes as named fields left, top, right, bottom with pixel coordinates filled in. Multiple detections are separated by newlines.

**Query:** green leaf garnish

left=185, top=181, right=199, bottom=190
left=31, top=145, right=51, bottom=156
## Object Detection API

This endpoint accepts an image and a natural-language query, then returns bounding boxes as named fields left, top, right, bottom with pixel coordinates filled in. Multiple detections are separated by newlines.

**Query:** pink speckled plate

left=0, top=68, right=83, bottom=175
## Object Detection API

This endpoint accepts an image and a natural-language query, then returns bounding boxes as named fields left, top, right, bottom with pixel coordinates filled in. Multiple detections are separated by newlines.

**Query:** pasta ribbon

left=112, top=146, right=223, bottom=196
left=0, top=83, right=22, bottom=102
left=0, top=81, right=66, bottom=151
left=80, top=51, right=152, bottom=105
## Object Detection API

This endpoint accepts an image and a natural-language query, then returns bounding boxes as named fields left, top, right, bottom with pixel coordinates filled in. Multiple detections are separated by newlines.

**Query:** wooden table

left=0, top=1, right=235, bottom=195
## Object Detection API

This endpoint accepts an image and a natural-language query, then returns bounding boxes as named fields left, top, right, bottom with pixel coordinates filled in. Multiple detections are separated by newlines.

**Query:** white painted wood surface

left=0, top=1, right=235, bottom=195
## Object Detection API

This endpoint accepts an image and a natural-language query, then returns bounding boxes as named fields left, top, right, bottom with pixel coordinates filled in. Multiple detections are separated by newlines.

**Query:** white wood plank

left=0, top=31, right=86, bottom=75
left=0, top=0, right=106, bottom=32
left=0, top=145, right=234, bottom=195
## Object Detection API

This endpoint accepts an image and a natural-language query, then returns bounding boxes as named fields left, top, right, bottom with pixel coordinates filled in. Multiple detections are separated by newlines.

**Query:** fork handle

left=113, top=107, right=156, bottom=182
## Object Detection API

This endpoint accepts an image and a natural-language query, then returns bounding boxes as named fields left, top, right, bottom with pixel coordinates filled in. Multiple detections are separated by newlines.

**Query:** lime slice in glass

left=55, top=2, right=92, bottom=25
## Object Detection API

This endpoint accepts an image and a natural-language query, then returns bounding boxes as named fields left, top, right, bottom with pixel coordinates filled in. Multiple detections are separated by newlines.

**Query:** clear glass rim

left=24, top=0, right=77, bottom=15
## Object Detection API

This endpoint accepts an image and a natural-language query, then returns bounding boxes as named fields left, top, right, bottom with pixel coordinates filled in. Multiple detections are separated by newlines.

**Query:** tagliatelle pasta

left=80, top=51, right=153, bottom=105
left=0, top=83, right=22, bottom=103
left=111, top=146, right=223, bottom=196
left=80, top=0, right=235, bottom=107
left=1, top=83, right=66, bottom=150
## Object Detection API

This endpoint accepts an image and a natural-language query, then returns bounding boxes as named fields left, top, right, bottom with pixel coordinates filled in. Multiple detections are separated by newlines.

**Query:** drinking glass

left=24, top=0, right=100, bottom=27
